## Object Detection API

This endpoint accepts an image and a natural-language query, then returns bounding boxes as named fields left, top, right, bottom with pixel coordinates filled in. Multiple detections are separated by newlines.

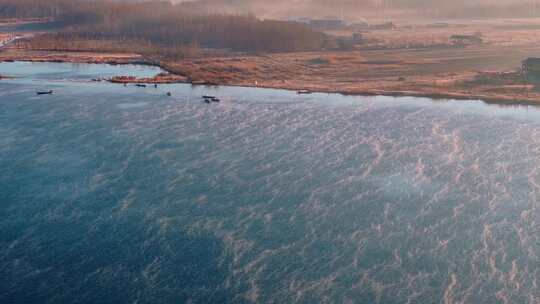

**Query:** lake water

left=1, top=62, right=540, bottom=303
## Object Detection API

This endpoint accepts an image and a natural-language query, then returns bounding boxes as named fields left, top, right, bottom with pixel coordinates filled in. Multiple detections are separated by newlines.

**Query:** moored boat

left=36, top=90, right=53, bottom=95
left=202, top=95, right=220, bottom=103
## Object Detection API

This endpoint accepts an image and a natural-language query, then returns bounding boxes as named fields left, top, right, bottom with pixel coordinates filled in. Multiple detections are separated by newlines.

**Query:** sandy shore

left=1, top=47, right=540, bottom=105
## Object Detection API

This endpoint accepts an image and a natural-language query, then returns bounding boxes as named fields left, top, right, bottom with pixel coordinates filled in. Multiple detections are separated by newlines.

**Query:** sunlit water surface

left=2, top=62, right=540, bottom=303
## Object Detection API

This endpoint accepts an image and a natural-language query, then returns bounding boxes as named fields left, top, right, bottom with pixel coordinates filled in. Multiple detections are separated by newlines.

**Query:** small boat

left=202, top=95, right=220, bottom=103
left=166, top=92, right=172, bottom=96
left=36, top=90, right=53, bottom=95
left=135, top=84, right=147, bottom=88
left=297, top=89, right=312, bottom=95
left=154, top=84, right=158, bottom=88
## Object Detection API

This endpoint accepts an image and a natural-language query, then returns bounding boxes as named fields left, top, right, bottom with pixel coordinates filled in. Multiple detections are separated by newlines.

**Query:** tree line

left=0, top=0, right=327, bottom=54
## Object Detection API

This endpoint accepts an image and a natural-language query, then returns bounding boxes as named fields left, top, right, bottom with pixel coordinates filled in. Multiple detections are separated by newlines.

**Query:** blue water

left=0, top=61, right=161, bottom=81
left=1, top=62, right=540, bottom=303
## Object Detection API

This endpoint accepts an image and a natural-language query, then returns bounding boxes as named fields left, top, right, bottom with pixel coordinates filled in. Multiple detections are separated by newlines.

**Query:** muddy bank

left=109, top=73, right=187, bottom=84
left=217, top=82, right=540, bottom=107
left=0, top=49, right=167, bottom=71
left=2, top=49, right=540, bottom=105
left=0, top=49, right=190, bottom=83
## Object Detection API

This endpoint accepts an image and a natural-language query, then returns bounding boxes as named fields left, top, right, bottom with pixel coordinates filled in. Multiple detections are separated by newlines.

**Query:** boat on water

left=297, top=89, right=312, bottom=95
left=135, top=84, right=147, bottom=88
left=36, top=90, right=53, bottom=95
left=166, top=92, right=172, bottom=96
left=202, top=95, right=220, bottom=103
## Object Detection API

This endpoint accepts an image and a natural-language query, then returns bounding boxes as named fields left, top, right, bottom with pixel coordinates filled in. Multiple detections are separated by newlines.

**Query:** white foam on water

left=4, top=62, right=540, bottom=303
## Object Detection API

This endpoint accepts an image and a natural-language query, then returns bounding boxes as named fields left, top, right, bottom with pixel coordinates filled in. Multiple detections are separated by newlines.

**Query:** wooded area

left=0, top=0, right=327, bottom=54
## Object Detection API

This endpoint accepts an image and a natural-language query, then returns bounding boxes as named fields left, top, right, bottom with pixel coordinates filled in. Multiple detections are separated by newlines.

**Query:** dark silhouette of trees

left=0, top=0, right=326, bottom=54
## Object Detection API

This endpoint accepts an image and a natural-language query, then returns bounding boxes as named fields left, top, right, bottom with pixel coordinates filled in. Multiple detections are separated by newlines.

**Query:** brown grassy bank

left=3, top=18, right=540, bottom=104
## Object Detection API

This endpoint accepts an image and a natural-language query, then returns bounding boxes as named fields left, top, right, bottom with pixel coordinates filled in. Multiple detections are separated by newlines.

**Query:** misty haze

left=2, top=0, right=540, bottom=303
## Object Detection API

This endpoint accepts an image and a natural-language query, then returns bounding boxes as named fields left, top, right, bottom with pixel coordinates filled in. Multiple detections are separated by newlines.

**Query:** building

left=352, top=33, right=363, bottom=44
left=369, top=22, right=396, bottom=30
left=349, top=22, right=369, bottom=31
left=308, top=19, right=345, bottom=30
left=450, top=35, right=483, bottom=46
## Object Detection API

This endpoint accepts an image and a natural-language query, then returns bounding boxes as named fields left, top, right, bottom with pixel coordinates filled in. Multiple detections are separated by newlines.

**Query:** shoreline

left=1, top=53, right=539, bottom=106
left=226, top=83, right=540, bottom=107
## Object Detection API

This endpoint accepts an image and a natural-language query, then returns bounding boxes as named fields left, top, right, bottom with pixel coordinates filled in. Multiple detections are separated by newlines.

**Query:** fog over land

left=169, top=0, right=540, bottom=19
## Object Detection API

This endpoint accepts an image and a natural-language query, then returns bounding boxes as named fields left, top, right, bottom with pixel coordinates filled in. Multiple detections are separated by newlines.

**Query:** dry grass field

left=159, top=19, right=540, bottom=103
left=3, top=18, right=540, bottom=103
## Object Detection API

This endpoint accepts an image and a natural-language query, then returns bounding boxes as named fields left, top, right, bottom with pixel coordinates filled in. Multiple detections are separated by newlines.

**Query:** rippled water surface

left=2, top=62, right=540, bottom=303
